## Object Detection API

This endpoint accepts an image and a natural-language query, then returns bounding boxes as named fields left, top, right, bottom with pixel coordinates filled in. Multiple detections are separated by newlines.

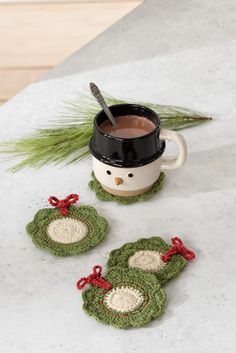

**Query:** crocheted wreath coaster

left=107, top=237, right=195, bottom=284
left=26, top=194, right=108, bottom=256
left=89, top=172, right=165, bottom=205
left=77, top=265, right=166, bottom=329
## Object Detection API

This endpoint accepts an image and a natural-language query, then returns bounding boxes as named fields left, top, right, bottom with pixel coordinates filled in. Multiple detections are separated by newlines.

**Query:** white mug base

left=101, top=184, right=153, bottom=197
left=101, top=183, right=153, bottom=197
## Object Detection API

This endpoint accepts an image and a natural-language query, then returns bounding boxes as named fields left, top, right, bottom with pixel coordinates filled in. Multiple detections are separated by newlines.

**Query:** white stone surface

left=45, top=0, right=236, bottom=80
left=0, top=14, right=236, bottom=353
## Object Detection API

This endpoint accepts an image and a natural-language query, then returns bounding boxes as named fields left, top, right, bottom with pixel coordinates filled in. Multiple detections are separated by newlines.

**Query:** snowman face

left=92, top=157, right=162, bottom=191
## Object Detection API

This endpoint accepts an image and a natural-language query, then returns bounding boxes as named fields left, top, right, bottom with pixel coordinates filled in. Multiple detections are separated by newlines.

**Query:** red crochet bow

left=77, top=265, right=112, bottom=291
left=48, top=194, right=79, bottom=216
left=161, top=237, right=195, bottom=262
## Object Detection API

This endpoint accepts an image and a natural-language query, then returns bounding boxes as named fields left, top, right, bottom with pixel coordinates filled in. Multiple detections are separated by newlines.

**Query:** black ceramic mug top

left=89, top=103, right=166, bottom=168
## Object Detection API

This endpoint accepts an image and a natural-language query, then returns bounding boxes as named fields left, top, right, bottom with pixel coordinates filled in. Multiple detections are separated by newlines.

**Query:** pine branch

left=0, top=92, right=212, bottom=171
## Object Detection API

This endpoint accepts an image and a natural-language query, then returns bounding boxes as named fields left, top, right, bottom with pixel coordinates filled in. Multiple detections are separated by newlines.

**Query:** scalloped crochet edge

left=26, top=205, right=108, bottom=257
left=107, top=237, right=187, bottom=284
left=82, top=266, right=166, bottom=329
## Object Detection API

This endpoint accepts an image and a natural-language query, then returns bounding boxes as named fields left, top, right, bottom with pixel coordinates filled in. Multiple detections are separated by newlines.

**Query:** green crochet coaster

left=78, top=266, right=166, bottom=329
left=26, top=197, right=108, bottom=256
left=107, top=237, right=191, bottom=284
left=89, top=172, right=165, bottom=205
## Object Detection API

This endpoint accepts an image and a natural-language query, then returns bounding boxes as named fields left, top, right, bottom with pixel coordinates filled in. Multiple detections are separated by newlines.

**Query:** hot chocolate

left=100, top=115, right=156, bottom=138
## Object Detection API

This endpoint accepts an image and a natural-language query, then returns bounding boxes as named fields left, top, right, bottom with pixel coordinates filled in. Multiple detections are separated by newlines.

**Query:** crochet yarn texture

left=107, top=237, right=187, bottom=284
left=89, top=172, right=165, bottom=205
left=26, top=205, right=108, bottom=256
left=82, top=267, right=166, bottom=329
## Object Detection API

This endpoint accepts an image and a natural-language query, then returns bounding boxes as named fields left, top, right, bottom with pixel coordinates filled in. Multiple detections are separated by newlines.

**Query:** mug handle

left=159, top=128, right=187, bottom=170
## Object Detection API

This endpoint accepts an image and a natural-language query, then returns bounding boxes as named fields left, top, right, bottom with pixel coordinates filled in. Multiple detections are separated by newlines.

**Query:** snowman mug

left=89, top=104, right=187, bottom=197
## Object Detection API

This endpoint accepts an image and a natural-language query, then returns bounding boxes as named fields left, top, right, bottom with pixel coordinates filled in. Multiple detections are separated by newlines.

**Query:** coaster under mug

left=89, top=172, right=165, bottom=205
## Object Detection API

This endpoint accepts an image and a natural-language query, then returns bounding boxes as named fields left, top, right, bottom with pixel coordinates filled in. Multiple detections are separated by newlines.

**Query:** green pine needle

left=0, top=92, right=212, bottom=172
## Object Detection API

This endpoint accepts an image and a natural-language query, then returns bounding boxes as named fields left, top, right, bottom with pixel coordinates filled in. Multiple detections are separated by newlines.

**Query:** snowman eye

left=128, top=173, right=133, bottom=178
left=106, top=170, right=111, bottom=175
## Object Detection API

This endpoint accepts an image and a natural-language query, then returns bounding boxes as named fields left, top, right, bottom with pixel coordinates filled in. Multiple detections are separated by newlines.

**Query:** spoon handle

left=90, top=82, right=117, bottom=126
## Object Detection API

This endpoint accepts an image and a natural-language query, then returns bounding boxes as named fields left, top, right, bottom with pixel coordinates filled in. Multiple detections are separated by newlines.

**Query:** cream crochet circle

left=104, top=286, right=144, bottom=313
left=46, top=218, right=88, bottom=244
left=128, top=250, right=166, bottom=272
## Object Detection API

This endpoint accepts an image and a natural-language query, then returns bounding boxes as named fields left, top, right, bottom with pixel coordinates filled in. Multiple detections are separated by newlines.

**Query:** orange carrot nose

left=114, top=177, right=123, bottom=185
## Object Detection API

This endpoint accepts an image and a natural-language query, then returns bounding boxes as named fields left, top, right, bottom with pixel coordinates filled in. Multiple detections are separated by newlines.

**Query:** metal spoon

left=90, top=82, right=117, bottom=126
